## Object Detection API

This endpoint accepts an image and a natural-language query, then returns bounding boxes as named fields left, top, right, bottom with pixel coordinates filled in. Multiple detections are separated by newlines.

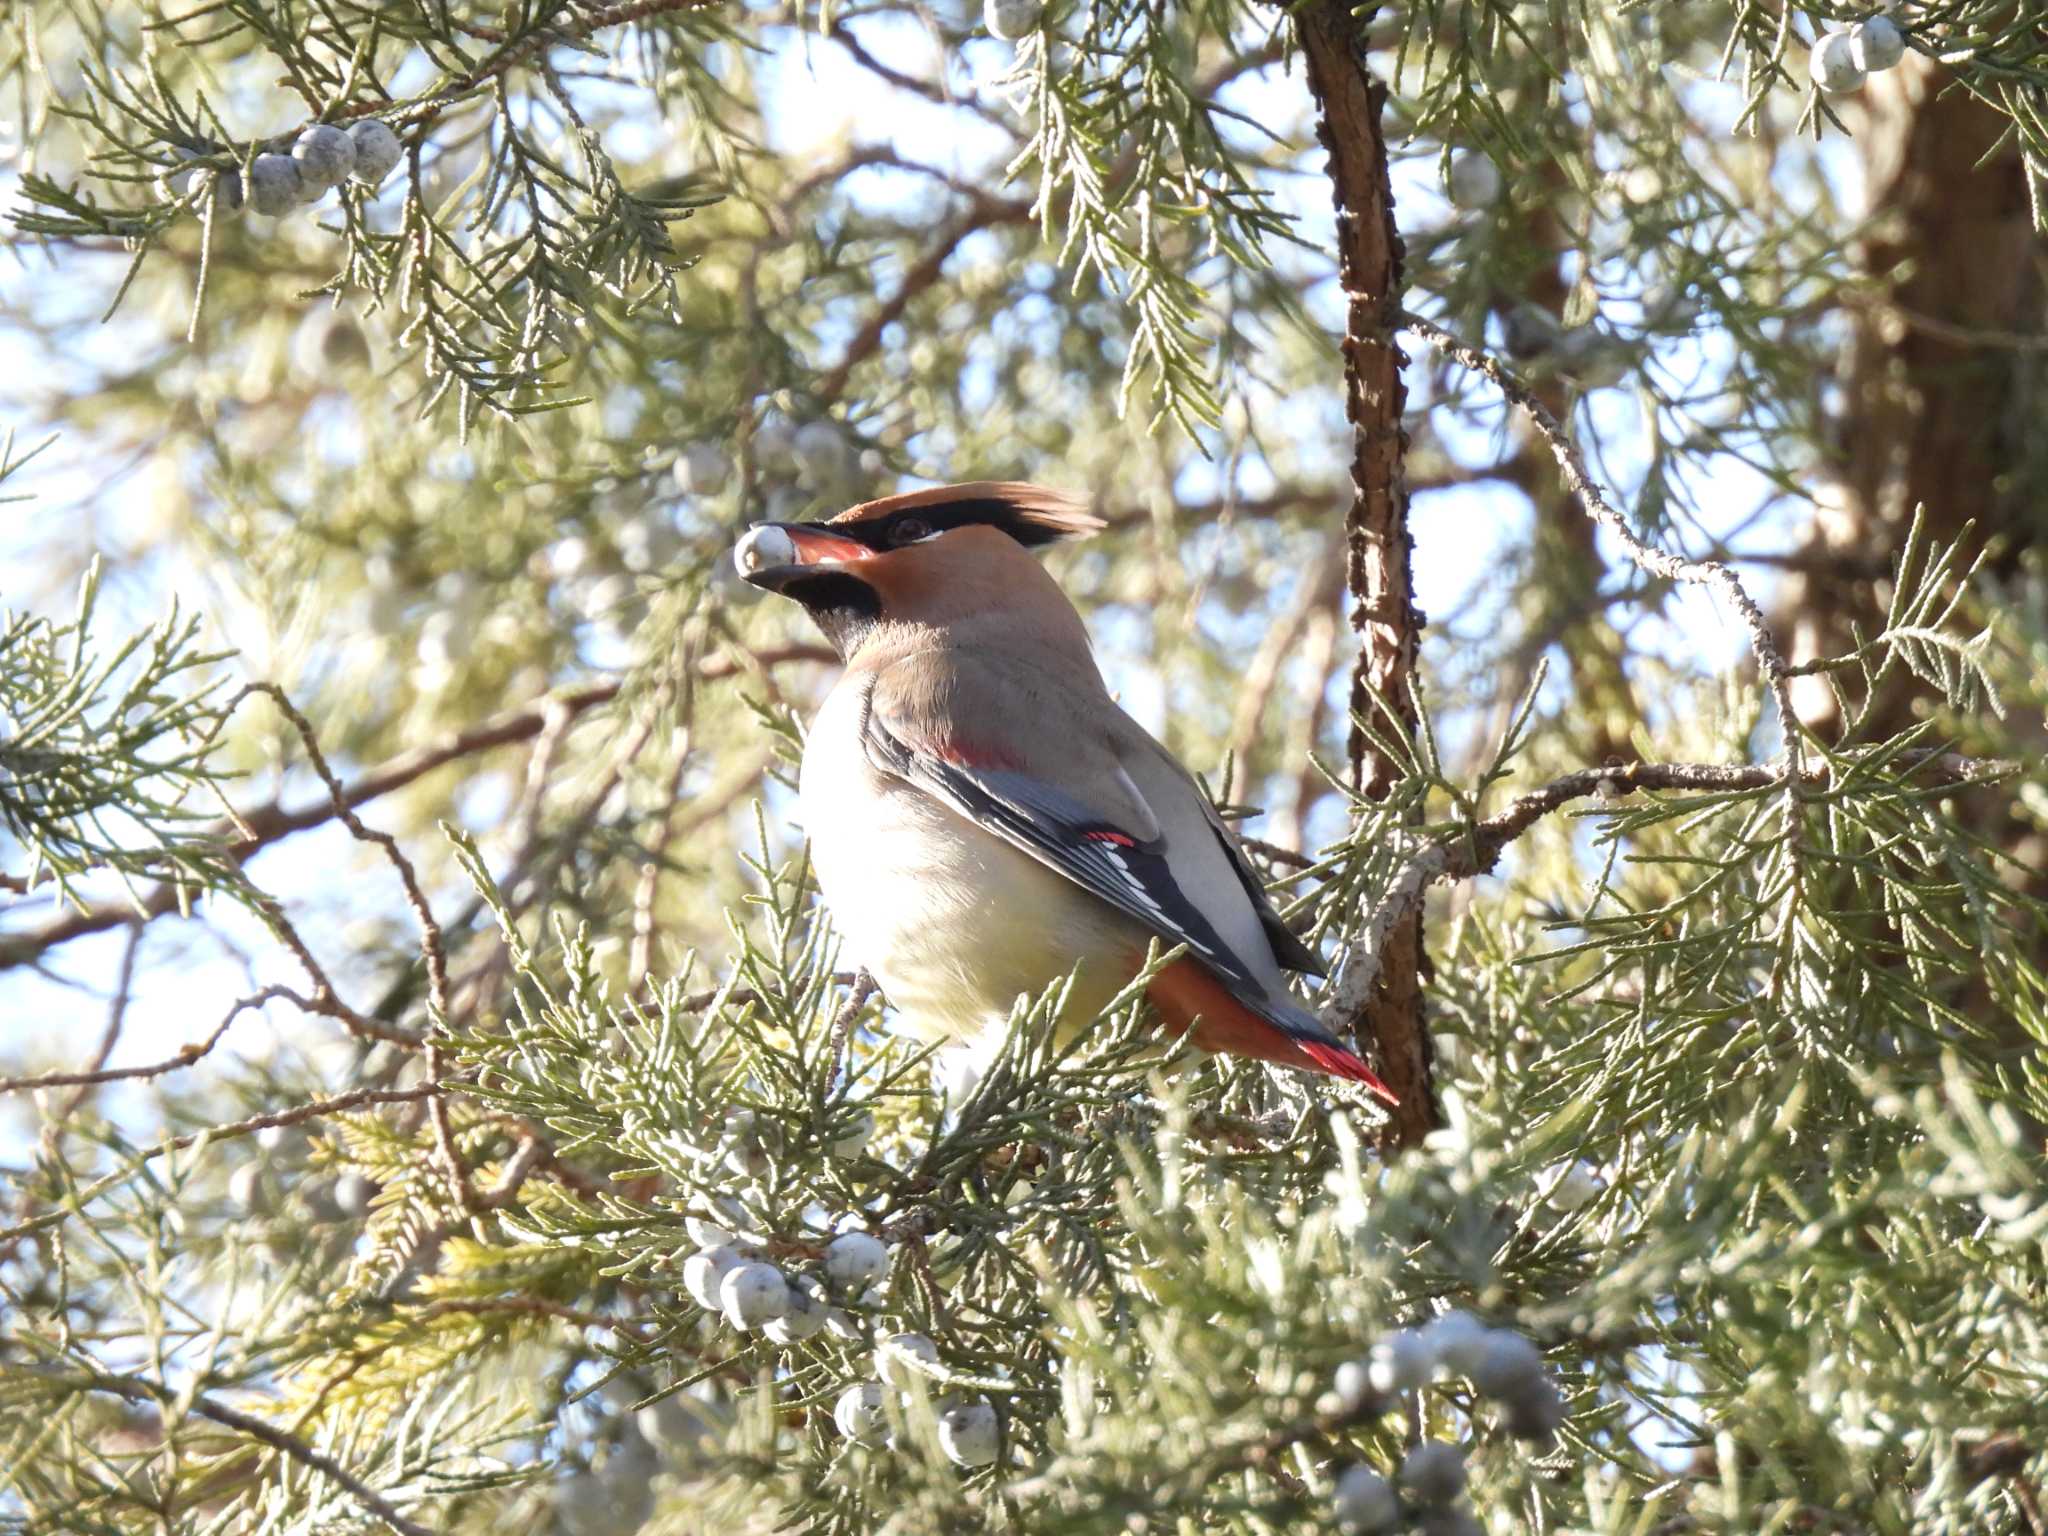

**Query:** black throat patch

left=783, top=570, right=882, bottom=657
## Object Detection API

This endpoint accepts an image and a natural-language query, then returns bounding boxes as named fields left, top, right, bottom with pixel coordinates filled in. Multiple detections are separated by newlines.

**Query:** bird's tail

left=1148, top=957, right=1398, bottom=1106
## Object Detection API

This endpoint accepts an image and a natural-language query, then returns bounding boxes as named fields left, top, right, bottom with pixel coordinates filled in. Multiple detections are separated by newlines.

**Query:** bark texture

left=1298, top=1, right=1437, bottom=1147
left=1787, top=59, right=2048, bottom=733
left=1780, top=61, right=2048, bottom=1028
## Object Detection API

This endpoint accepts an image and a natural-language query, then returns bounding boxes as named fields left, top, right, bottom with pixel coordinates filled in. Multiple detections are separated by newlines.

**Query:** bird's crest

left=828, top=482, right=1104, bottom=548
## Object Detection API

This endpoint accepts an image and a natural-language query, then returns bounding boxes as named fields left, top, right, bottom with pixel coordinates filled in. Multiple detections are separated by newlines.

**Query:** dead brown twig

left=1, top=983, right=319, bottom=1095
left=235, top=684, right=471, bottom=1209
left=1398, top=310, right=1805, bottom=776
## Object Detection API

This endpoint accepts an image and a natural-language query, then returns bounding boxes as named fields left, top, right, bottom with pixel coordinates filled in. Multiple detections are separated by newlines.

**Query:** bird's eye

left=891, top=517, right=934, bottom=546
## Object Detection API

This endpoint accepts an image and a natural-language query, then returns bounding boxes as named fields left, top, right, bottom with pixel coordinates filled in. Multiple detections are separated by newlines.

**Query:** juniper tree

left=3, top=0, right=2047, bottom=1531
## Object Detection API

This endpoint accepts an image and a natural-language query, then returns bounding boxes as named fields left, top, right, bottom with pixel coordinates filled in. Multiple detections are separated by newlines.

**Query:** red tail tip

left=1297, top=1039, right=1401, bottom=1108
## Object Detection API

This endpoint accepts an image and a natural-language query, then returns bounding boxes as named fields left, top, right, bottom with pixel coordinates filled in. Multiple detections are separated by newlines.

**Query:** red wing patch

left=1083, top=830, right=1137, bottom=847
left=933, top=741, right=1024, bottom=772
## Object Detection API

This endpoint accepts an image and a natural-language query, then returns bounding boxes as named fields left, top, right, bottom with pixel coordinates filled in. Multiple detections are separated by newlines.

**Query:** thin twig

left=1320, top=750, right=2017, bottom=1023
left=405, top=1294, right=653, bottom=1342
left=1281, top=597, right=1343, bottom=851
left=1, top=651, right=830, bottom=969
left=236, top=884, right=419, bottom=1047
left=629, top=747, right=696, bottom=988
left=511, top=695, right=578, bottom=876
left=0, top=682, right=610, bottom=965
left=474, top=1135, right=551, bottom=1210
left=78, top=1375, right=431, bottom=1536
left=237, top=684, right=450, bottom=1015
left=811, top=43, right=1283, bottom=408
left=1398, top=310, right=1806, bottom=773
left=380, top=0, right=723, bottom=131
left=1228, top=531, right=1341, bottom=796
left=2, top=984, right=303, bottom=1094
left=0, top=1085, right=440, bottom=1245
left=49, top=922, right=144, bottom=1121
left=1240, top=837, right=1314, bottom=871
left=814, top=201, right=1031, bottom=405
left=826, top=970, right=880, bottom=1095
left=827, top=23, right=997, bottom=120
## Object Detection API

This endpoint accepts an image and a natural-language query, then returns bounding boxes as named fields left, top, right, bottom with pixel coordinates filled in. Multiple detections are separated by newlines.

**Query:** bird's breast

left=798, top=685, right=1142, bottom=1040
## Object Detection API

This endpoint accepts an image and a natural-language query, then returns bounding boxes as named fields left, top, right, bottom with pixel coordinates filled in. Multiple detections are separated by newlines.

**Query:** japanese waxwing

left=732, top=482, right=1395, bottom=1100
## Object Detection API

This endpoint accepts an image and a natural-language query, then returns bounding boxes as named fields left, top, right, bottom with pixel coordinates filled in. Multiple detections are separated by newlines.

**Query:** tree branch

left=1296, top=0, right=1435, bottom=1147
left=0, top=647, right=831, bottom=971
left=0, top=1085, right=440, bottom=1246
left=46, top=922, right=144, bottom=1121
left=826, top=969, right=881, bottom=1095
left=405, top=1294, right=653, bottom=1342
left=812, top=43, right=1284, bottom=409
left=392, top=0, right=724, bottom=132
left=0, top=984, right=308, bottom=1094
left=232, top=683, right=473, bottom=1209
left=1398, top=310, right=1805, bottom=775
left=78, top=1375, right=431, bottom=1536
left=1321, top=751, right=2016, bottom=1019
left=814, top=199, right=1032, bottom=405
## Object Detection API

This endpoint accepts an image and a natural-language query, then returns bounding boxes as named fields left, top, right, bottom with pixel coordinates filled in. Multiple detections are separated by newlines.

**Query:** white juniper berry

left=719, top=1262, right=792, bottom=1328
left=1811, top=30, right=1866, bottom=91
left=937, top=1400, right=1001, bottom=1467
left=347, top=119, right=402, bottom=183
left=246, top=155, right=301, bottom=215
left=1332, top=1465, right=1401, bottom=1533
left=984, top=0, right=1044, bottom=38
left=291, top=124, right=354, bottom=191
left=824, top=1231, right=890, bottom=1292
left=1851, top=14, right=1907, bottom=70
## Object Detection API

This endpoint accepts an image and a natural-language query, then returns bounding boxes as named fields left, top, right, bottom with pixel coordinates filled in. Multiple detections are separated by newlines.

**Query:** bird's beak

left=733, top=523, right=875, bottom=591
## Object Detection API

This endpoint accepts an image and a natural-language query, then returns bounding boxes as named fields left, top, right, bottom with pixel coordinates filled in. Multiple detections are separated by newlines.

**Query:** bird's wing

left=1113, top=726, right=1328, bottom=978
left=858, top=649, right=1388, bottom=1098
left=860, top=650, right=1303, bottom=1000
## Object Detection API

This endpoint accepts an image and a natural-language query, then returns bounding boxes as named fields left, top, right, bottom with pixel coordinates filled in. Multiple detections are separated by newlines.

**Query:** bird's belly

left=800, top=770, right=1142, bottom=1042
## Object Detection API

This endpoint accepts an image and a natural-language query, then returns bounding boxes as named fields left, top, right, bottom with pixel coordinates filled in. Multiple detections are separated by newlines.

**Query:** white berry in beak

left=734, top=523, right=796, bottom=577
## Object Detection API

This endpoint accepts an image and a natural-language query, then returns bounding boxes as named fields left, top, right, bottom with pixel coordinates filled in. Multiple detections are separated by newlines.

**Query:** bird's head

left=733, top=482, right=1104, bottom=657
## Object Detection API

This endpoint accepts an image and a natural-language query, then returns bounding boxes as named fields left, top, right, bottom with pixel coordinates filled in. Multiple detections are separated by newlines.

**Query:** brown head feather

left=828, top=482, right=1103, bottom=546
left=848, top=524, right=1099, bottom=666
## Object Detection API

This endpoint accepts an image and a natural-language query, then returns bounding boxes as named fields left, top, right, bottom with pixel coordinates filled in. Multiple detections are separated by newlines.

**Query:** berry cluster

left=1810, top=15, right=1909, bottom=94
left=677, top=1226, right=1002, bottom=1468
left=159, top=119, right=404, bottom=214
left=834, top=1334, right=1002, bottom=1467
left=666, top=1102, right=1004, bottom=1471
left=1327, top=1313, right=1568, bottom=1532
left=228, top=1126, right=379, bottom=1224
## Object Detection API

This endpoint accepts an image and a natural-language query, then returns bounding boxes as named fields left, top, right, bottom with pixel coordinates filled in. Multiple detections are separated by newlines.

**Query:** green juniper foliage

left=0, top=556, right=238, bottom=914
left=3, top=0, right=2048, bottom=1532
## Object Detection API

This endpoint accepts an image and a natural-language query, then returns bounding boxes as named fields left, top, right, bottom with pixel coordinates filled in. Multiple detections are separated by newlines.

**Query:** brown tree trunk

left=1779, top=60, right=2048, bottom=1015
left=1786, top=59, right=2047, bottom=735
left=1298, top=1, right=1437, bottom=1147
